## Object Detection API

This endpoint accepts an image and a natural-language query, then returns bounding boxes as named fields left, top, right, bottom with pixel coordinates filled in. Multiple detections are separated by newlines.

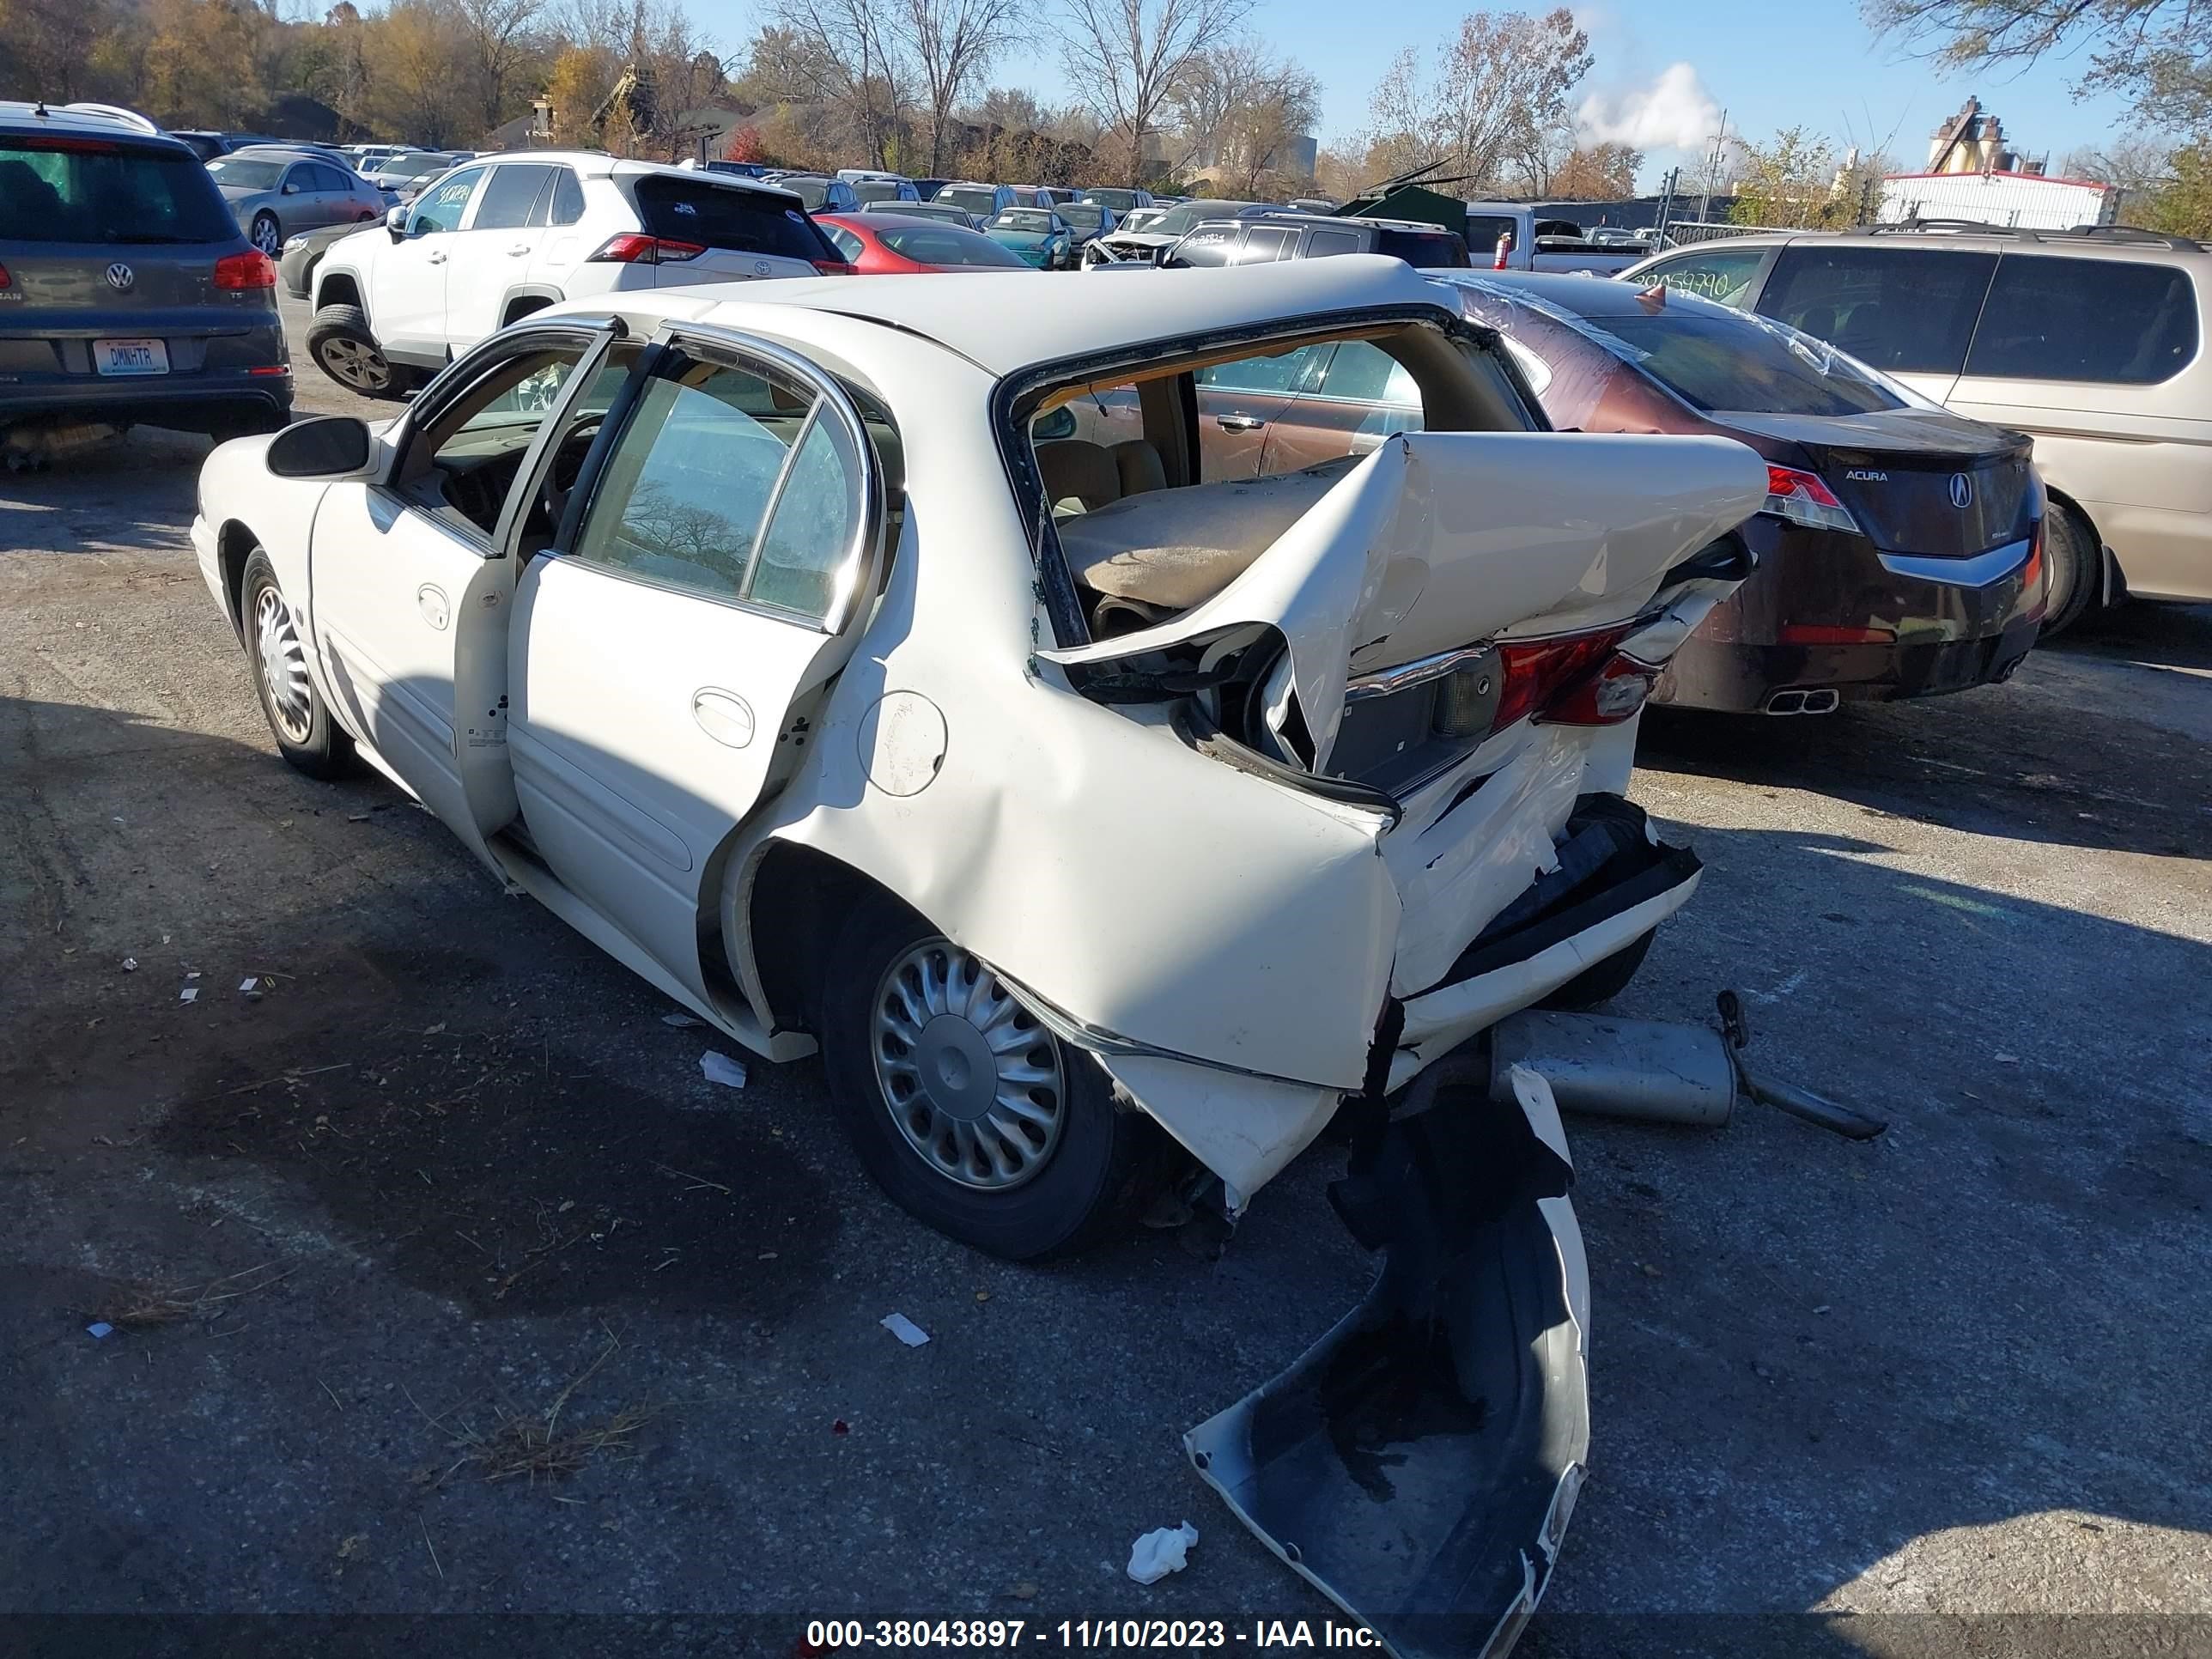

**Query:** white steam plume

left=1577, top=63, right=1723, bottom=152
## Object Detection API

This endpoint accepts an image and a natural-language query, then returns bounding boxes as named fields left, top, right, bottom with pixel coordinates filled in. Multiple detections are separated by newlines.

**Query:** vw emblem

left=105, top=263, right=135, bottom=292
left=1948, top=472, right=1972, bottom=509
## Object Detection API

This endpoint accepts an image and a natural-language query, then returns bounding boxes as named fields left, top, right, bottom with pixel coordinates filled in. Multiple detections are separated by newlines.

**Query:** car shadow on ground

left=1638, top=611, right=2212, bottom=864
left=3, top=693, right=2208, bottom=1643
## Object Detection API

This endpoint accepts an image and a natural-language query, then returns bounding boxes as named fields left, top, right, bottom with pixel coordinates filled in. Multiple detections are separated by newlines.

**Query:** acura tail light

left=1489, top=623, right=1656, bottom=733
left=212, top=249, right=277, bottom=289
left=1762, top=464, right=1862, bottom=535
left=586, top=234, right=705, bottom=264
left=811, top=258, right=855, bottom=275
left=2020, top=516, right=2047, bottom=622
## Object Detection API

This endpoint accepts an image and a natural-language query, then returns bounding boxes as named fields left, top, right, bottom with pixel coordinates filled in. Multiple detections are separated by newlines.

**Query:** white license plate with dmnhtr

left=95, top=338, right=169, bottom=376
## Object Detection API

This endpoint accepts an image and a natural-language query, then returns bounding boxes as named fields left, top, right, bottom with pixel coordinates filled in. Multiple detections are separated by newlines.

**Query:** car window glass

left=2, top=141, right=236, bottom=243
left=631, top=176, right=835, bottom=262
left=546, top=168, right=586, bottom=225
left=1305, top=228, right=1361, bottom=258
left=1465, top=214, right=1516, bottom=254
left=474, top=163, right=554, bottom=230
left=1318, top=340, right=1418, bottom=404
left=1237, top=225, right=1295, bottom=263
left=1755, top=246, right=1996, bottom=375
left=1373, top=228, right=1467, bottom=266
left=1500, top=336, right=1553, bottom=396
left=403, top=343, right=592, bottom=536
left=823, top=223, right=863, bottom=259
left=877, top=224, right=1028, bottom=266
left=1168, top=226, right=1237, bottom=267
left=750, top=414, right=864, bottom=617
left=1196, top=343, right=1328, bottom=393
left=1965, top=255, right=2198, bottom=386
left=1643, top=246, right=1766, bottom=308
left=409, top=167, right=484, bottom=234
left=572, top=360, right=859, bottom=619
left=1599, top=313, right=1905, bottom=416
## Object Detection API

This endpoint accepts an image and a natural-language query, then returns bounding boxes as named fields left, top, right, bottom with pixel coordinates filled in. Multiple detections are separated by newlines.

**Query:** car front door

left=307, top=319, right=629, bottom=869
left=1193, top=343, right=1330, bottom=479
left=373, top=165, right=487, bottom=361
left=505, top=326, right=889, bottom=1002
left=1259, top=340, right=1423, bottom=473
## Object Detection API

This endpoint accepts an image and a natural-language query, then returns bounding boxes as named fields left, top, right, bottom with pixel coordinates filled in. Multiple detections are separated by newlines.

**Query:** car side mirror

left=283, top=181, right=301, bottom=194
left=266, top=416, right=373, bottom=479
left=386, top=204, right=408, bottom=238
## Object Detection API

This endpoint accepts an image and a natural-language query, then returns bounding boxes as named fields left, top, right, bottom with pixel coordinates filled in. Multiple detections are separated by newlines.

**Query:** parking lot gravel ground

left=4, top=298, right=2210, bottom=1655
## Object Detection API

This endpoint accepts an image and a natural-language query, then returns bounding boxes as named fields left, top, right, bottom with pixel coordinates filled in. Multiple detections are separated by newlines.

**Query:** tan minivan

left=1623, top=224, right=2211, bottom=631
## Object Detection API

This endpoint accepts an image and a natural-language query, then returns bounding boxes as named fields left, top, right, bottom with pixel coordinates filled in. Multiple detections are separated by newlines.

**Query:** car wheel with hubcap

left=306, top=302, right=408, bottom=399
left=820, top=892, right=1164, bottom=1258
left=250, top=212, right=283, bottom=258
left=240, top=547, right=352, bottom=779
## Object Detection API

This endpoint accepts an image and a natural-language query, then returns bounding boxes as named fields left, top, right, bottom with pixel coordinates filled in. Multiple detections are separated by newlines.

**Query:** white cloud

left=1576, top=63, right=1723, bottom=153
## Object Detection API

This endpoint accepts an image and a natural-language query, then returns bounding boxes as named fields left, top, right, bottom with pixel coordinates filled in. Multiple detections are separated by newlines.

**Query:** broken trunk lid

left=1184, top=1057, right=1589, bottom=1659
left=1042, top=431, right=1766, bottom=771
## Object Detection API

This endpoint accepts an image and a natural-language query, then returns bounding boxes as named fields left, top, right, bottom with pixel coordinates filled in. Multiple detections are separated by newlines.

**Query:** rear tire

left=1539, top=929, right=1656, bottom=1012
left=2039, top=504, right=2101, bottom=636
left=818, top=891, right=1164, bottom=1259
left=240, top=548, right=352, bottom=780
left=307, top=303, right=409, bottom=400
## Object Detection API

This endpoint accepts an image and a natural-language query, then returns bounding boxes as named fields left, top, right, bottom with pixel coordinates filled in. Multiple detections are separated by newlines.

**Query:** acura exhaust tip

left=1764, top=688, right=1839, bottom=715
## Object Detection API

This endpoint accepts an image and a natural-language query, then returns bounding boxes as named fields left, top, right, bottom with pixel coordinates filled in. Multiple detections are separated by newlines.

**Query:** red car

left=815, top=212, right=1037, bottom=274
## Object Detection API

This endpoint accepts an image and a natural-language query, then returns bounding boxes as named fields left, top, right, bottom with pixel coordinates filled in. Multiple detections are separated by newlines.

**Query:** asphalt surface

left=3, top=301, right=2210, bottom=1656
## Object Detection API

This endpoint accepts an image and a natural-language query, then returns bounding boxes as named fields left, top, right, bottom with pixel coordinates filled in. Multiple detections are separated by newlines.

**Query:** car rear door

left=1751, top=242, right=1996, bottom=405
left=1260, top=340, right=1423, bottom=473
left=1192, top=343, right=1328, bottom=479
left=307, top=319, right=629, bottom=870
left=505, top=325, right=889, bottom=1002
left=449, top=161, right=558, bottom=340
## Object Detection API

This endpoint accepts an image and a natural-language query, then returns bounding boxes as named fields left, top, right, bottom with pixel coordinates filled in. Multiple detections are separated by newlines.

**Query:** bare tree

left=1361, top=8, right=1591, bottom=195
left=773, top=0, right=908, bottom=167
left=1052, top=0, right=1253, bottom=186
left=1164, top=35, right=1316, bottom=189
left=895, top=0, right=1024, bottom=176
left=455, top=0, right=547, bottom=132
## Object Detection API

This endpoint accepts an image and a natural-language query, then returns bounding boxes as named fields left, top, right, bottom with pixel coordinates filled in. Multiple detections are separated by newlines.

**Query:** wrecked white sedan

left=195, top=257, right=1764, bottom=1655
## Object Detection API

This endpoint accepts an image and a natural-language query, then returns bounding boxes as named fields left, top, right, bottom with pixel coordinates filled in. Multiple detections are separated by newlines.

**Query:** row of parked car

left=6, top=100, right=2204, bottom=670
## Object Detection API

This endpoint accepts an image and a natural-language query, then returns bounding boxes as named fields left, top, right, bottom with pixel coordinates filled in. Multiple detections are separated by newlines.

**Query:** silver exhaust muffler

left=1491, top=1011, right=1735, bottom=1127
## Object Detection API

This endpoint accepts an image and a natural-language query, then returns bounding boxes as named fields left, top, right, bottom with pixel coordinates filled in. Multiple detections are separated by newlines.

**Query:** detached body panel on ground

left=189, top=258, right=1767, bottom=1656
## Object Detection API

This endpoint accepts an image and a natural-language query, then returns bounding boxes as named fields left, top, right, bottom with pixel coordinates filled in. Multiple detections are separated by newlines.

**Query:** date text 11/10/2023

left=801, top=1619, right=1383, bottom=1650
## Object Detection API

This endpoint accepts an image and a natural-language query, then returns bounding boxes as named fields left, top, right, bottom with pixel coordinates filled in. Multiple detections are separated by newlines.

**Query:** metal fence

left=1657, top=219, right=1799, bottom=246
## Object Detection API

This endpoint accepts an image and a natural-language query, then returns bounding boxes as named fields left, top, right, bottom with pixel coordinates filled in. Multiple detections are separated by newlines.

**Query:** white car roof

left=616, top=255, right=1450, bottom=377
left=483, top=149, right=804, bottom=204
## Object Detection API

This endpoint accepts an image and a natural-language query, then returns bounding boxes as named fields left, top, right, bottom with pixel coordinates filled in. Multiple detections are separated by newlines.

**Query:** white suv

left=306, top=151, right=846, bottom=398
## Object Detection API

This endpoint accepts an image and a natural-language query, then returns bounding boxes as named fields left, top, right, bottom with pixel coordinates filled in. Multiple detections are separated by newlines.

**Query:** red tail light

left=1762, top=464, right=1862, bottom=534
left=212, top=249, right=276, bottom=289
left=1489, top=623, right=1656, bottom=732
left=586, top=234, right=706, bottom=264
left=811, top=258, right=855, bottom=275
left=0, top=262, right=11, bottom=291
left=2020, top=517, right=2047, bottom=622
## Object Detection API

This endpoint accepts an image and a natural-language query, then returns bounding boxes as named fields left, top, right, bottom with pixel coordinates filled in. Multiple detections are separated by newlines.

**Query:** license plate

left=95, top=338, right=169, bottom=377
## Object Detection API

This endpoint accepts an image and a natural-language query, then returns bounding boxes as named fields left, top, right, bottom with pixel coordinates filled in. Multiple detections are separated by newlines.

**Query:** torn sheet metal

left=1184, top=1058, right=1589, bottom=1659
left=1043, top=430, right=1768, bottom=771
left=1093, top=1050, right=1344, bottom=1203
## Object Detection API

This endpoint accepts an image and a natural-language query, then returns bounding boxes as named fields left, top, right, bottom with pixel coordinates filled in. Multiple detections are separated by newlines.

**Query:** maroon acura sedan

left=1435, top=271, right=2045, bottom=714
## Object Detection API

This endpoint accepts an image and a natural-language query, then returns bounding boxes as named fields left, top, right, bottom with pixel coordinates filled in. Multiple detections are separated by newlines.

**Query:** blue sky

left=698, top=0, right=2142, bottom=190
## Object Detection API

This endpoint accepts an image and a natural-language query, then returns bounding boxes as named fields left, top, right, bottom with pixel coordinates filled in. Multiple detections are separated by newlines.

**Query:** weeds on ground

left=88, top=1261, right=295, bottom=1329
left=416, top=1330, right=657, bottom=1486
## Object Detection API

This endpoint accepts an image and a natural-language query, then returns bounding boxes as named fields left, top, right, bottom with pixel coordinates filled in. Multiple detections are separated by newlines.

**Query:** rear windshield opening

left=629, top=176, right=836, bottom=264
left=0, top=141, right=236, bottom=245
left=1025, top=320, right=1536, bottom=639
left=877, top=224, right=1028, bottom=267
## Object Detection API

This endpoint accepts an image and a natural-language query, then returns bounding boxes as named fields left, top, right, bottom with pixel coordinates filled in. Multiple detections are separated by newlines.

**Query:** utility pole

left=1697, top=107, right=1728, bottom=224
left=1655, top=165, right=1679, bottom=240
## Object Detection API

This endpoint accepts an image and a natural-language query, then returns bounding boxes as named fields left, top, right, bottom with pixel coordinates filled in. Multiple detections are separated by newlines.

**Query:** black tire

left=1539, top=929, right=1656, bottom=1012
left=306, top=302, right=409, bottom=400
left=2039, top=504, right=2101, bottom=637
left=240, top=548, right=353, bottom=780
left=818, top=892, right=1164, bottom=1259
left=249, top=210, right=283, bottom=258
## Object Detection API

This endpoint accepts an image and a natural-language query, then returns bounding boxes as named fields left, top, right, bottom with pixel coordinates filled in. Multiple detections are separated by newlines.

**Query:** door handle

left=1216, top=414, right=1266, bottom=432
left=507, top=244, right=529, bottom=256
left=427, top=251, right=447, bottom=264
